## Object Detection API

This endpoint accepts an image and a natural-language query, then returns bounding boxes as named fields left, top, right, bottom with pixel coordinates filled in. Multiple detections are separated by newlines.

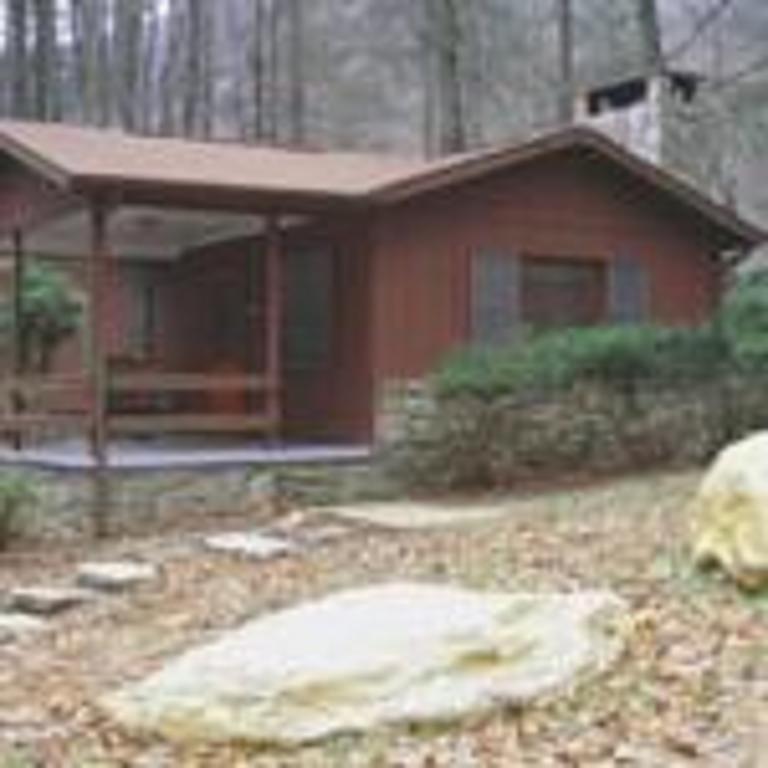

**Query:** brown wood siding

left=371, top=148, right=723, bottom=383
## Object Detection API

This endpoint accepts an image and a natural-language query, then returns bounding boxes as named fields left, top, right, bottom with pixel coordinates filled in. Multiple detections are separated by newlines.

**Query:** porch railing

left=0, top=372, right=279, bottom=439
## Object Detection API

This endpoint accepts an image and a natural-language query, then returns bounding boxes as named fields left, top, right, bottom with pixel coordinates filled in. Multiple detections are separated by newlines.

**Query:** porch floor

left=0, top=437, right=372, bottom=472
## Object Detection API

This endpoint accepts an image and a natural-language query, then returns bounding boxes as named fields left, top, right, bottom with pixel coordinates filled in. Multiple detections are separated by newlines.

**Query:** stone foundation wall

left=19, top=459, right=398, bottom=541
left=376, top=379, right=436, bottom=447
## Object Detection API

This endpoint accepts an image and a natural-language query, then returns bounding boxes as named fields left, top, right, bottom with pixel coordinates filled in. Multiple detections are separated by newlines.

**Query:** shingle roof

left=0, top=119, right=762, bottom=247
left=0, top=119, right=430, bottom=198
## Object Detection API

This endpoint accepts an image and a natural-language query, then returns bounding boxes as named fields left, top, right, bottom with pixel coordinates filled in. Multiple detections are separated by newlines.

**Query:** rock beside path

left=8, top=587, right=94, bottom=616
left=76, top=562, right=158, bottom=592
left=103, top=583, right=628, bottom=747
left=691, top=432, right=768, bottom=590
left=203, top=532, right=296, bottom=560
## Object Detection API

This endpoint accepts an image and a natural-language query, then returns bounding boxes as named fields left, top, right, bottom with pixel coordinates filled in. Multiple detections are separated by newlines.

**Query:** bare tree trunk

left=32, top=0, right=60, bottom=121
left=420, top=0, right=437, bottom=156
left=139, top=1, right=161, bottom=133
left=286, top=0, right=306, bottom=146
left=430, top=0, right=466, bottom=155
left=267, top=0, right=281, bottom=142
left=459, top=1, right=485, bottom=147
left=556, top=0, right=575, bottom=124
left=182, top=0, right=204, bottom=136
left=159, top=0, right=186, bottom=135
left=199, top=3, right=216, bottom=138
left=8, top=0, right=30, bottom=118
left=71, top=0, right=111, bottom=125
left=69, top=0, right=87, bottom=121
left=114, top=0, right=145, bottom=131
left=636, top=0, right=664, bottom=75
left=250, top=0, right=266, bottom=140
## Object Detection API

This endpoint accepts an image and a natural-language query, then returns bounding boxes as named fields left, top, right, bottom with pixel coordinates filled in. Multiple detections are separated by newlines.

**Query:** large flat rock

left=103, top=583, right=627, bottom=747
left=692, top=432, right=768, bottom=590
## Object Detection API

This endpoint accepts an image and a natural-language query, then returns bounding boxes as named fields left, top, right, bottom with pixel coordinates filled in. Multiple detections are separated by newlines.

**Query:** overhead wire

left=665, top=0, right=737, bottom=63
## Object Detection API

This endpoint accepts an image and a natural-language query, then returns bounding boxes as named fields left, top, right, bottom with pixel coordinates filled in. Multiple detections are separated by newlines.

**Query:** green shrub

left=719, top=271, right=768, bottom=371
left=390, top=304, right=768, bottom=492
left=0, top=262, right=82, bottom=373
left=0, top=471, right=37, bottom=550
left=435, top=324, right=727, bottom=402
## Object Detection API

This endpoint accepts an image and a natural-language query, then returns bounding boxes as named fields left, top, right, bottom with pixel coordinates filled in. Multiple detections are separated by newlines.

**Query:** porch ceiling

left=0, top=206, right=302, bottom=261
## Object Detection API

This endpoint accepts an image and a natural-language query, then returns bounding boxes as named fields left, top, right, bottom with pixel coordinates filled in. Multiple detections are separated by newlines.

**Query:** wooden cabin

left=0, top=120, right=762, bottom=457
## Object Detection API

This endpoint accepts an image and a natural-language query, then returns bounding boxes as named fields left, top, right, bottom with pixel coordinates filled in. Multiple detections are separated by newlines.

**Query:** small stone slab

left=76, top=561, right=158, bottom=592
left=8, top=587, right=95, bottom=616
left=284, top=523, right=350, bottom=546
left=203, top=532, right=296, bottom=560
left=0, top=613, right=48, bottom=644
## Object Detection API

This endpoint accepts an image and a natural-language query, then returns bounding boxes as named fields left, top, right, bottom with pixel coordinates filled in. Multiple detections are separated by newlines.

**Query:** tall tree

left=556, top=0, right=575, bottom=124
left=636, top=0, right=664, bottom=75
left=423, top=0, right=467, bottom=155
left=286, top=0, right=307, bottom=145
left=31, top=0, right=60, bottom=121
left=70, top=0, right=111, bottom=125
left=182, top=0, right=206, bottom=136
left=114, top=0, right=145, bottom=131
left=248, top=0, right=282, bottom=143
left=7, top=0, right=30, bottom=118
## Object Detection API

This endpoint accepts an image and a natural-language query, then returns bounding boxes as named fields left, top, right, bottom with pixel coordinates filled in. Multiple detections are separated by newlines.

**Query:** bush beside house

left=385, top=274, right=768, bottom=491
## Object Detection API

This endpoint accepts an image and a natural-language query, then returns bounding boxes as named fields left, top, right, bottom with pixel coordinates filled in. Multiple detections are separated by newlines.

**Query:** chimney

left=576, top=70, right=703, bottom=166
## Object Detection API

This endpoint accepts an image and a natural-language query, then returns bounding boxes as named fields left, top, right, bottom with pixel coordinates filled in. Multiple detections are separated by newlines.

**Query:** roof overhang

left=0, top=121, right=762, bottom=253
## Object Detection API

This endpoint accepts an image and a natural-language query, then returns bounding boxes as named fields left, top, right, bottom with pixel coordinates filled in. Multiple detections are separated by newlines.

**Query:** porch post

left=264, top=213, right=282, bottom=441
left=87, top=201, right=112, bottom=538
left=10, top=228, right=24, bottom=450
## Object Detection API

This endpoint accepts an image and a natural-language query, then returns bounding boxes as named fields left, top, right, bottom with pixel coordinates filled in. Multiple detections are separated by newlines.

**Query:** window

left=124, top=264, right=158, bottom=360
left=471, top=251, right=649, bottom=344
left=521, top=257, right=606, bottom=330
left=283, top=247, right=334, bottom=370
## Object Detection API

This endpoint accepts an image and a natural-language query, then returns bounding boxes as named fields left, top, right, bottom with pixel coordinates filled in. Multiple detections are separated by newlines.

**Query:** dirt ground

left=0, top=471, right=765, bottom=767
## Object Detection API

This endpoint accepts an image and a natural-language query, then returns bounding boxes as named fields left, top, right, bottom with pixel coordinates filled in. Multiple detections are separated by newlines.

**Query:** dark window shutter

left=609, top=255, right=649, bottom=324
left=470, top=250, right=520, bottom=345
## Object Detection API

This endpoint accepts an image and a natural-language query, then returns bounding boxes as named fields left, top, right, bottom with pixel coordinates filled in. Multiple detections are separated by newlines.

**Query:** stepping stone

left=0, top=613, right=47, bottom=644
left=270, top=512, right=351, bottom=544
left=292, top=523, right=351, bottom=545
left=203, top=531, right=296, bottom=560
left=76, top=561, right=158, bottom=592
left=8, top=587, right=95, bottom=616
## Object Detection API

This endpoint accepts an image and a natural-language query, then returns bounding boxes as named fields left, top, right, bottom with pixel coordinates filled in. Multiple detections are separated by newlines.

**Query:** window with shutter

left=470, top=250, right=520, bottom=345
left=522, top=257, right=606, bottom=329
left=609, top=255, right=649, bottom=324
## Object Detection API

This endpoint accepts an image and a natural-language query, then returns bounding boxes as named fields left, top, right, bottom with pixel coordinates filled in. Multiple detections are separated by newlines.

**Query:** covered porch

left=0, top=141, right=377, bottom=535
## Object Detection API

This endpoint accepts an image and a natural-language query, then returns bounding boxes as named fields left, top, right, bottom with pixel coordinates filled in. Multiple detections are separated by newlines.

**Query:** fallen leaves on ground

left=0, top=471, right=765, bottom=767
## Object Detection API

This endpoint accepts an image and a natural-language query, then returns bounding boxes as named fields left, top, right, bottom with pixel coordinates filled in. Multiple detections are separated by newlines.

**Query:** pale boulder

left=692, top=432, right=768, bottom=590
left=103, top=583, right=627, bottom=747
